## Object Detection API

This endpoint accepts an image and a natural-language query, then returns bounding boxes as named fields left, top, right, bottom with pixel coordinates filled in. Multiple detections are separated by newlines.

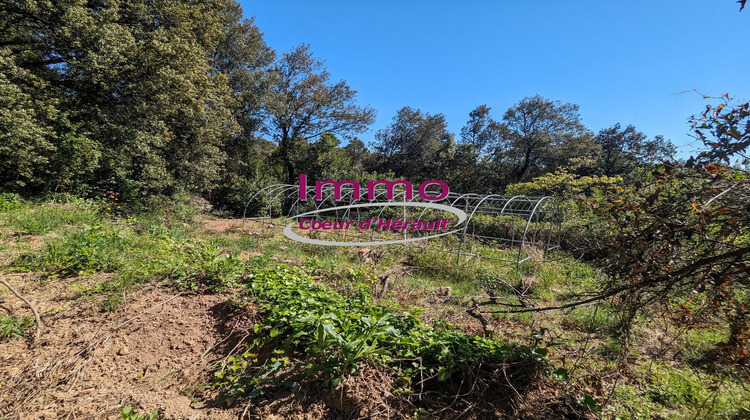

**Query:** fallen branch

left=0, top=278, right=43, bottom=339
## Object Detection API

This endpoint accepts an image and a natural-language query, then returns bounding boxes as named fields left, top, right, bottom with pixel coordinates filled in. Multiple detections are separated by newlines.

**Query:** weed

left=563, top=304, right=623, bottom=335
left=15, top=224, right=128, bottom=275
left=0, top=204, right=101, bottom=235
left=214, top=265, right=543, bottom=399
left=119, top=406, right=158, bottom=420
left=0, top=193, right=23, bottom=212
left=0, top=315, right=33, bottom=340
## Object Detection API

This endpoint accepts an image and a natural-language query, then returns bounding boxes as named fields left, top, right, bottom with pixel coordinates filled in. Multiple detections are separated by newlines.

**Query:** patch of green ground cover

left=0, top=200, right=102, bottom=236
left=11, top=218, right=247, bottom=310
left=0, top=193, right=24, bottom=212
left=200, top=232, right=259, bottom=255
left=606, top=362, right=750, bottom=419
left=214, top=264, right=546, bottom=402
left=0, top=314, right=33, bottom=340
left=678, top=327, right=730, bottom=363
left=14, top=224, right=129, bottom=276
left=530, top=255, right=600, bottom=291
left=562, top=303, right=625, bottom=335
left=119, top=405, right=158, bottom=420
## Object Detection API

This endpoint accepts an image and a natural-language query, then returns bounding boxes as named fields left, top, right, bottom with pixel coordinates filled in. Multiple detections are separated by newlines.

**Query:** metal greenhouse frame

left=242, top=183, right=562, bottom=268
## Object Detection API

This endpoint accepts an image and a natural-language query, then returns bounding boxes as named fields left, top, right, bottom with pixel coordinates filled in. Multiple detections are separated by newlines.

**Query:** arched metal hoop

left=242, top=184, right=562, bottom=269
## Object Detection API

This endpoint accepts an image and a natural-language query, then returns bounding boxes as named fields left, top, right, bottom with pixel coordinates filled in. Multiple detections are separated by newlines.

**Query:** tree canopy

left=264, top=44, right=376, bottom=184
left=0, top=0, right=692, bottom=209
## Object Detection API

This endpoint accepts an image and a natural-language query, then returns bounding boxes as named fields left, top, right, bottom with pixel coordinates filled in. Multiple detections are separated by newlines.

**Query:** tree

left=0, top=0, right=99, bottom=194
left=460, top=105, right=503, bottom=158
left=496, top=95, right=597, bottom=183
left=296, top=132, right=354, bottom=182
left=343, top=138, right=369, bottom=171
left=594, top=123, right=675, bottom=176
left=480, top=99, right=750, bottom=362
left=373, top=107, right=453, bottom=180
left=264, top=44, right=375, bottom=184
left=207, top=3, right=279, bottom=211
left=0, top=0, right=240, bottom=200
left=212, top=3, right=275, bottom=180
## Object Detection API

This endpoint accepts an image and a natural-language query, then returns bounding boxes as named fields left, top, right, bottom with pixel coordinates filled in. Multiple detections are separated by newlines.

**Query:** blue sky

left=240, top=0, right=749, bottom=157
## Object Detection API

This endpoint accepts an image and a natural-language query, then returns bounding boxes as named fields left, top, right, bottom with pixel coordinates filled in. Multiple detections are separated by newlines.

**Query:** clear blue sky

left=240, top=0, right=748, bottom=157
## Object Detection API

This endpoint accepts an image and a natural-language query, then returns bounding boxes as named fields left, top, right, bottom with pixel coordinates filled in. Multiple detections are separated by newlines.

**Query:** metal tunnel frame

left=242, top=184, right=562, bottom=269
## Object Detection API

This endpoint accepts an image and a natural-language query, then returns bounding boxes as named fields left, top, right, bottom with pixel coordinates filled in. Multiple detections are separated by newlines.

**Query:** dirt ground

left=0, top=274, right=392, bottom=420
left=0, top=273, right=245, bottom=419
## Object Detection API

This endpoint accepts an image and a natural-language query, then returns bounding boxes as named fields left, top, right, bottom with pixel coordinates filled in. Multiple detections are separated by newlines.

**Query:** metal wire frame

left=242, top=184, right=562, bottom=268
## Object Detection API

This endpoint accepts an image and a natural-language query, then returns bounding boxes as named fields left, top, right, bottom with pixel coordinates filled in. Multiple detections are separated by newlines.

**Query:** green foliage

left=506, top=160, right=623, bottom=198
left=12, top=213, right=245, bottom=310
left=165, top=242, right=245, bottom=290
left=0, top=315, right=33, bottom=340
left=266, top=44, right=376, bottom=184
left=575, top=99, right=750, bottom=359
left=214, top=265, right=540, bottom=398
left=460, top=104, right=502, bottom=158
left=467, top=214, right=528, bottom=239
left=564, top=304, right=623, bottom=335
left=0, top=51, right=85, bottom=194
left=1, top=0, right=243, bottom=199
left=119, top=406, right=158, bottom=420
left=645, top=364, right=702, bottom=406
left=0, top=193, right=22, bottom=212
left=373, top=106, right=453, bottom=181
left=496, top=95, right=598, bottom=183
left=15, top=224, right=127, bottom=275
left=609, top=362, right=750, bottom=419
left=296, top=133, right=357, bottom=181
left=0, top=204, right=102, bottom=235
left=594, top=123, right=674, bottom=177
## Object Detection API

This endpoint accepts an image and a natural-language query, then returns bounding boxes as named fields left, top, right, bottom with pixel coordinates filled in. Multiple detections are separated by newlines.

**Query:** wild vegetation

left=1, top=0, right=748, bottom=418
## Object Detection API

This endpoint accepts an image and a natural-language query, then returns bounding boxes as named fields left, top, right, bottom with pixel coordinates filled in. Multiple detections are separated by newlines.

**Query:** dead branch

left=467, top=299, right=493, bottom=338
left=0, top=278, right=43, bottom=339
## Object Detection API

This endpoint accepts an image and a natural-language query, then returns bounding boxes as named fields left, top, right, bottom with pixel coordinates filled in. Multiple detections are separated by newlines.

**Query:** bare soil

left=0, top=274, right=244, bottom=419
left=199, top=217, right=246, bottom=233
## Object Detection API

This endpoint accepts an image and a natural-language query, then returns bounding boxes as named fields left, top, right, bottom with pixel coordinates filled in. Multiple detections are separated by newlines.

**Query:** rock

left=117, top=346, right=129, bottom=356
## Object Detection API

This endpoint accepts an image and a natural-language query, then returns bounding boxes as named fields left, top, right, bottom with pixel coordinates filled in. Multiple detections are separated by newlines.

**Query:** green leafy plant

left=0, top=193, right=22, bottom=212
left=214, top=265, right=542, bottom=399
left=120, top=406, right=158, bottom=420
left=15, top=224, right=127, bottom=275
left=0, top=315, right=33, bottom=340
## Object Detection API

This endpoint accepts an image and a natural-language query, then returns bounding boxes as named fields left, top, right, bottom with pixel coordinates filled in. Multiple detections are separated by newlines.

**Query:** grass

left=608, top=362, right=750, bottom=419
left=680, top=327, right=731, bottom=363
left=563, top=303, right=624, bottom=335
left=0, top=202, right=103, bottom=236
left=2, top=197, right=748, bottom=418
